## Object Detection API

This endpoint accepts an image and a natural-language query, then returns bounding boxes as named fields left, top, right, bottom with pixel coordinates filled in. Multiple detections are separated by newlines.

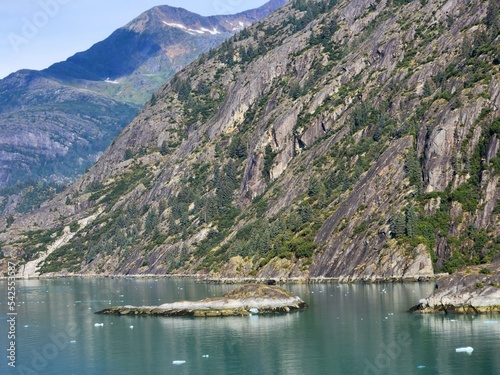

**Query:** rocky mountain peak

left=0, top=0, right=287, bottom=198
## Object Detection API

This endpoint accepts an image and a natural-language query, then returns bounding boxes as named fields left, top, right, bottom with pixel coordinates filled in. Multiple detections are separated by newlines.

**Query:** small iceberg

left=94, top=323, right=104, bottom=327
left=173, top=360, right=186, bottom=365
left=129, top=325, right=134, bottom=329
left=455, top=347, right=473, bottom=354
left=417, top=365, right=426, bottom=369
left=202, top=355, right=209, bottom=358
left=249, top=308, right=259, bottom=315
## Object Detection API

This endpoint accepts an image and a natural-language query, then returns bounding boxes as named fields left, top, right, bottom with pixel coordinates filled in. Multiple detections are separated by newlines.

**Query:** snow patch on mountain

left=162, top=21, right=221, bottom=35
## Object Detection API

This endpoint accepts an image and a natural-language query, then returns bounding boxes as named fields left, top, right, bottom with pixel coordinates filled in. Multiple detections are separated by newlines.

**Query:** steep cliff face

left=0, top=1, right=287, bottom=195
left=1, top=0, right=499, bottom=281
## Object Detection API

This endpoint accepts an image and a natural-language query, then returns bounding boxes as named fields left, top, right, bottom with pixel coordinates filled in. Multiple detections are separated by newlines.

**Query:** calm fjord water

left=1, top=279, right=499, bottom=375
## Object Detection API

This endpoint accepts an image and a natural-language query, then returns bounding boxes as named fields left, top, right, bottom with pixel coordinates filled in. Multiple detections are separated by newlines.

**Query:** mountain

left=1, top=0, right=499, bottom=281
left=0, top=0, right=289, bottom=200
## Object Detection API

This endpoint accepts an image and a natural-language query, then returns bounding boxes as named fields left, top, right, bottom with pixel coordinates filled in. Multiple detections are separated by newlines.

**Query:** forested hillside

left=1, top=0, right=499, bottom=281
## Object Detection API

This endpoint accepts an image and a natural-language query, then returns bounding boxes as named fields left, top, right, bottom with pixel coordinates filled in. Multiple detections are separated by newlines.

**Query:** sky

left=0, top=0, right=270, bottom=79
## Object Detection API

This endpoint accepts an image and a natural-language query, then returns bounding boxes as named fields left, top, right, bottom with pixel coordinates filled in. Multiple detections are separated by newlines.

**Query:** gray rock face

left=0, top=0, right=499, bottom=282
left=0, top=1, right=288, bottom=193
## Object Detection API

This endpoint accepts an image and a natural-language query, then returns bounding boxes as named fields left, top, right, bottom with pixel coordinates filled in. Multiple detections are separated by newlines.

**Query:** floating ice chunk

left=130, top=326, right=134, bottom=329
left=455, top=347, right=473, bottom=354
left=249, top=308, right=259, bottom=314
left=202, top=355, right=210, bottom=358
left=173, top=360, right=186, bottom=365
left=70, top=340, right=76, bottom=343
left=484, top=321, right=498, bottom=324
left=94, top=323, right=104, bottom=327
left=417, top=365, right=426, bottom=369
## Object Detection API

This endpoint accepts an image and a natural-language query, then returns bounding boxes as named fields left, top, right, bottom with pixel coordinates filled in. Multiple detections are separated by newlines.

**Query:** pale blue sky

left=0, top=0, right=270, bottom=79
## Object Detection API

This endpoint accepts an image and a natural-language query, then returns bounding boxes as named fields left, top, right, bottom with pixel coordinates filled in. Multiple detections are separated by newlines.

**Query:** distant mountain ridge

left=0, top=0, right=288, bottom=200
left=44, top=3, right=289, bottom=82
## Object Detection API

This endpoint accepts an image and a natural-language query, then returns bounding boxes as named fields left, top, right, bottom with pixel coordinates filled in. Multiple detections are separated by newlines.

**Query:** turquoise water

left=1, top=279, right=499, bottom=374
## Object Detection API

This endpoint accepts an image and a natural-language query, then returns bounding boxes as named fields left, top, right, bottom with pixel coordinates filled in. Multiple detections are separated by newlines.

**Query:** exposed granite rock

left=96, top=284, right=306, bottom=317
left=411, top=262, right=500, bottom=314
left=0, top=1, right=288, bottom=193
left=1, top=0, right=499, bottom=282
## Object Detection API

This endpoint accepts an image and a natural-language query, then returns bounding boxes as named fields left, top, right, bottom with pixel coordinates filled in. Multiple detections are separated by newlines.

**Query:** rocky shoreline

left=411, top=262, right=500, bottom=314
left=95, top=284, right=307, bottom=317
left=5, top=271, right=440, bottom=283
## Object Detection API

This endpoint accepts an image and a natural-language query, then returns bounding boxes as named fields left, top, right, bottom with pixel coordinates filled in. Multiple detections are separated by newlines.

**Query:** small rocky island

left=411, top=262, right=500, bottom=314
left=96, top=284, right=307, bottom=317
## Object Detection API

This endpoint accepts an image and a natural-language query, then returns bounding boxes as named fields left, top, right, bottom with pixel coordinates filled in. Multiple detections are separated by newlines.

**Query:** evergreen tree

left=160, top=141, right=168, bottom=156
left=406, top=206, right=416, bottom=238
left=390, top=212, right=406, bottom=238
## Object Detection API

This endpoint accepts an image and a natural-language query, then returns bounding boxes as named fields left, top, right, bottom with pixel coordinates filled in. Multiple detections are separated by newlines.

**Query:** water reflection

left=0, top=279, right=498, bottom=375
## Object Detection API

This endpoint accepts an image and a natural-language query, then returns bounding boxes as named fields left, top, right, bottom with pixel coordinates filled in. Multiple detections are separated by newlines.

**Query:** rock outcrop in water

left=411, top=261, right=500, bottom=314
left=96, top=284, right=307, bottom=317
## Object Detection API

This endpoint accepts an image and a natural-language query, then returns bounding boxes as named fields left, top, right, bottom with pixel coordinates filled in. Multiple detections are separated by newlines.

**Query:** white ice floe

left=249, top=308, right=259, bottom=314
left=455, top=347, right=474, bottom=354
left=202, top=355, right=209, bottom=358
left=483, top=321, right=498, bottom=324
left=173, top=360, right=186, bottom=365
left=94, top=323, right=104, bottom=327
